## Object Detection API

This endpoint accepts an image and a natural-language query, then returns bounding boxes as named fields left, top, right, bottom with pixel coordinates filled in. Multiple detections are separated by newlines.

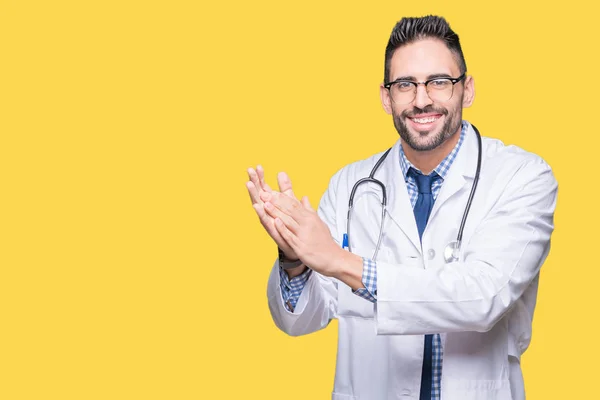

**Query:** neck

left=403, top=128, right=461, bottom=175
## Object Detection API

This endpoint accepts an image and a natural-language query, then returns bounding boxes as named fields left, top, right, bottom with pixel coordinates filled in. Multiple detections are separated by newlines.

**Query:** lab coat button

left=427, top=249, right=435, bottom=260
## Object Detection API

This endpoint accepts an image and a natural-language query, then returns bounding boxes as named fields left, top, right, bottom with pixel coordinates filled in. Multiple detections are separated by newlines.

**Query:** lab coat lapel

left=383, top=140, right=422, bottom=253
left=382, top=124, right=479, bottom=253
left=428, top=124, right=478, bottom=223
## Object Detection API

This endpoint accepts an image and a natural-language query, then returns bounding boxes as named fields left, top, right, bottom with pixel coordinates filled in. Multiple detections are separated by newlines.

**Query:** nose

left=413, top=83, right=433, bottom=109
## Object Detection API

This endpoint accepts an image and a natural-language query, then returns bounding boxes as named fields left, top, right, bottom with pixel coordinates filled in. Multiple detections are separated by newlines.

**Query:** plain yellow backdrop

left=0, top=0, right=598, bottom=399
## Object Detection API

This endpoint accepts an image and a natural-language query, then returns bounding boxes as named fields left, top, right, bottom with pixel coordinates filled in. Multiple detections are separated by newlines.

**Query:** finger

left=277, top=172, right=295, bottom=198
left=301, top=195, right=313, bottom=210
left=252, top=202, right=267, bottom=219
left=269, top=191, right=305, bottom=220
left=253, top=204, right=292, bottom=250
left=264, top=201, right=300, bottom=233
left=246, top=181, right=262, bottom=205
left=256, top=165, right=273, bottom=192
left=247, top=168, right=263, bottom=195
left=253, top=203, right=279, bottom=234
left=274, top=217, right=299, bottom=252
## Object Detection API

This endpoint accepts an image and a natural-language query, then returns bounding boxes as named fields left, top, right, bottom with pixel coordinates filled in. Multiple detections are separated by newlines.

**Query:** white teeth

left=412, top=116, right=439, bottom=124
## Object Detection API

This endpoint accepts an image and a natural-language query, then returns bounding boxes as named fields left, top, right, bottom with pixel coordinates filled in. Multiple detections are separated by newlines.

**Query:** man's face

left=381, top=39, right=474, bottom=151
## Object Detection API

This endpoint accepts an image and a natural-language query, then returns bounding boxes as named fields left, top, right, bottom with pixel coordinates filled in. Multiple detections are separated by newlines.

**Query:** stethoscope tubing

left=346, top=124, right=482, bottom=262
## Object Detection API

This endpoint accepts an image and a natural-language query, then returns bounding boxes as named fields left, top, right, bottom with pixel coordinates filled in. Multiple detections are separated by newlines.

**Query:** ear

left=380, top=83, right=393, bottom=114
left=462, top=75, right=475, bottom=108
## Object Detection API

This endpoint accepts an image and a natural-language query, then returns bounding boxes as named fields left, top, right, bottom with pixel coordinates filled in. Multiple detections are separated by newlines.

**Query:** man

left=246, top=15, right=557, bottom=400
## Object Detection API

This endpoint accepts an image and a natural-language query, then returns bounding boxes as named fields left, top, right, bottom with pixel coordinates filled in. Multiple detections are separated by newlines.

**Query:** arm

left=258, top=170, right=341, bottom=336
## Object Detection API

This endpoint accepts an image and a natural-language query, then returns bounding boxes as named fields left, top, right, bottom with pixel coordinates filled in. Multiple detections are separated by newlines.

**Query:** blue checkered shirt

left=279, top=266, right=312, bottom=312
left=279, top=121, right=468, bottom=399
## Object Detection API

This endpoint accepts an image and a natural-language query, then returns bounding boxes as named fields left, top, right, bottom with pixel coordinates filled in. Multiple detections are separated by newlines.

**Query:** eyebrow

left=392, top=73, right=454, bottom=81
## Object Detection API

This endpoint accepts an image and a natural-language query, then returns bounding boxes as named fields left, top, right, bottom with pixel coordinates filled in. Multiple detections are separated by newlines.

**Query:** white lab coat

left=267, top=123, right=558, bottom=400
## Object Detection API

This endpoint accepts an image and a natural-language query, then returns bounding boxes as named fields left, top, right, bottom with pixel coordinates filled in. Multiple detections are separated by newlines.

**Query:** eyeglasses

left=384, top=73, right=466, bottom=105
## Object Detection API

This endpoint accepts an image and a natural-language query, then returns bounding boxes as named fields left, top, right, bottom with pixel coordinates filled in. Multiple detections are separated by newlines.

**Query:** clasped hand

left=246, top=166, right=344, bottom=277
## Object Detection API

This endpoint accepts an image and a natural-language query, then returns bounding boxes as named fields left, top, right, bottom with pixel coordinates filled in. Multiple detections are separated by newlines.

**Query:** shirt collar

left=399, top=120, right=468, bottom=180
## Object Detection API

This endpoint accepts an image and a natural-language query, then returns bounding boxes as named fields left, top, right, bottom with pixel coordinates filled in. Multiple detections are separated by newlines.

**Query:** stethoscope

left=344, top=125, right=482, bottom=263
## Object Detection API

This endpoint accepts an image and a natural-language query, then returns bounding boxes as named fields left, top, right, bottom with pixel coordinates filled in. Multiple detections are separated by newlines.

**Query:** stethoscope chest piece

left=443, top=240, right=461, bottom=263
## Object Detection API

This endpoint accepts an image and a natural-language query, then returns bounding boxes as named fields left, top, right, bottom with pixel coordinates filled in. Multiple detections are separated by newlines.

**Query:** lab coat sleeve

left=266, top=173, right=341, bottom=336
left=376, top=158, right=558, bottom=335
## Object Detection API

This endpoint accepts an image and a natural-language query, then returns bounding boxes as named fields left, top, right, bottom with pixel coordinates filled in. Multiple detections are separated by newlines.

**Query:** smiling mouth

left=409, top=114, right=442, bottom=124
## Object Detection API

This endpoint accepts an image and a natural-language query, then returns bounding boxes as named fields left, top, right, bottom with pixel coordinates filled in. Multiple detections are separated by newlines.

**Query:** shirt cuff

left=279, top=266, right=311, bottom=311
left=352, top=258, right=377, bottom=303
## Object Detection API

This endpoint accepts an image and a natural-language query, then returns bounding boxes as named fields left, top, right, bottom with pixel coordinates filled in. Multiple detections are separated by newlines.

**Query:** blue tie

left=409, top=168, right=437, bottom=400
left=412, top=170, right=436, bottom=240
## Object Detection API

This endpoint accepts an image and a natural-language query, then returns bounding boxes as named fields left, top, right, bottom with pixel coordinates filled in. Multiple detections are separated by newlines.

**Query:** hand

left=246, top=166, right=304, bottom=260
left=261, top=190, right=346, bottom=277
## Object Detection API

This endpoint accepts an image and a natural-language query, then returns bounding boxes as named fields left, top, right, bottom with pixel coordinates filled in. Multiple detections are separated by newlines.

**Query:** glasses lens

left=389, top=81, right=416, bottom=105
left=426, top=79, right=453, bottom=102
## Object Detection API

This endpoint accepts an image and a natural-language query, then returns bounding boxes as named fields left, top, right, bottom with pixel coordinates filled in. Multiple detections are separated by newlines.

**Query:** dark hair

left=384, top=15, right=467, bottom=83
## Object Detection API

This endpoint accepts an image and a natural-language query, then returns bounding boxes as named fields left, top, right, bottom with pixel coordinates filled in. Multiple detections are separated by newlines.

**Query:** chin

left=405, top=131, right=445, bottom=151
left=412, top=129, right=439, bottom=142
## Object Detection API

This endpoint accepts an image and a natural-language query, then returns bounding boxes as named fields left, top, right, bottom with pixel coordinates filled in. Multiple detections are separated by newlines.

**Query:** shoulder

left=481, top=136, right=557, bottom=190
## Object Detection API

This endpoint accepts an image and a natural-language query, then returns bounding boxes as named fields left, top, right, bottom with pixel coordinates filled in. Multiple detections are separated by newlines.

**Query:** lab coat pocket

left=399, top=255, right=423, bottom=268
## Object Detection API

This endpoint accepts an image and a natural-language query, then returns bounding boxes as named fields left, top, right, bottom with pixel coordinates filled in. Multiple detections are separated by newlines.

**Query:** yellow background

left=0, top=0, right=597, bottom=399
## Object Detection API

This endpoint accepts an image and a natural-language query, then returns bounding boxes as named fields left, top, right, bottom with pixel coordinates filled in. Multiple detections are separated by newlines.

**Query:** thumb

left=277, top=172, right=296, bottom=198
left=301, top=196, right=313, bottom=210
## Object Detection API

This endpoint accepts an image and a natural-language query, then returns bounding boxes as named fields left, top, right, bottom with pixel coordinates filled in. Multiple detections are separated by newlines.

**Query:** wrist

left=333, top=249, right=364, bottom=290
left=278, top=247, right=303, bottom=270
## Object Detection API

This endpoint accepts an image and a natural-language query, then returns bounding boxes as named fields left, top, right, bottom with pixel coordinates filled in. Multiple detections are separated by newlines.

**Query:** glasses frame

left=383, top=73, right=466, bottom=104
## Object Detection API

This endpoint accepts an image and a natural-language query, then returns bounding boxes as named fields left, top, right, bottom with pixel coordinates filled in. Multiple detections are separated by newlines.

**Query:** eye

left=429, top=79, right=451, bottom=89
left=394, top=81, right=414, bottom=92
